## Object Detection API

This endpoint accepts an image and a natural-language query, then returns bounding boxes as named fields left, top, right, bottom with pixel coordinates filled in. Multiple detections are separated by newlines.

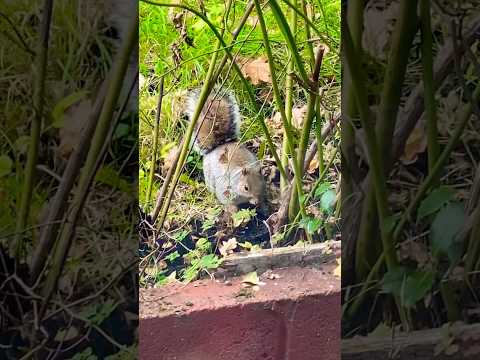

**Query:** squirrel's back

left=185, top=88, right=240, bottom=155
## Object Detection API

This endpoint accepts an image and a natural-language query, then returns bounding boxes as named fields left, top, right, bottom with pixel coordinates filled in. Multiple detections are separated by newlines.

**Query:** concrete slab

left=140, top=264, right=340, bottom=360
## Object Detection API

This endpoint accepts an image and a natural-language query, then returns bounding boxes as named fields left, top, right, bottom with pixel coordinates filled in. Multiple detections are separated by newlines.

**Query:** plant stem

left=156, top=39, right=223, bottom=231
left=146, top=76, right=164, bottom=206
left=420, top=0, right=440, bottom=173
left=343, top=12, right=398, bottom=271
left=343, top=13, right=408, bottom=328
left=30, top=84, right=108, bottom=283
left=39, top=13, right=138, bottom=316
left=15, top=0, right=54, bottom=261
left=349, top=83, right=480, bottom=318
left=253, top=0, right=306, bottom=218
left=281, top=0, right=297, bottom=195
left=356, top=0, right=418, bottom=280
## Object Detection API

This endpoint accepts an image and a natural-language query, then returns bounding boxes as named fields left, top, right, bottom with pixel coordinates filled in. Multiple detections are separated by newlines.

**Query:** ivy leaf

left=382, top=266, right=408, bottom=295
left=418, top=186, right=455, bottom=220
left=314, top=182, right=331, bottom=199
left=403, top=270, right=435, bottom=308
left=320, top=189, right=336, bottom=214
left=430, top=202, right=465, bottom=263
left=382, top=266, right=434, bottom=308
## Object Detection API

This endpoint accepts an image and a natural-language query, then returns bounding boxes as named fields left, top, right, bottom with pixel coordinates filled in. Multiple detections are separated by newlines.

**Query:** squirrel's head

left=236, top=166, right=266, bottom=207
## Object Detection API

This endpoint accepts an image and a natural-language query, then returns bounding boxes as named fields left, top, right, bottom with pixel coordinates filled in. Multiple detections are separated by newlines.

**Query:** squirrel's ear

left=241, top=167, right=248, bottom=176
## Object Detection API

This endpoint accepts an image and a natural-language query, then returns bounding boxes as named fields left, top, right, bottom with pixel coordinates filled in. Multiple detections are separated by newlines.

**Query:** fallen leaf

left=242, top=271, right=265, bottom=286
left=239, top=56, right=272, bottom=85
left=398, top=241, right=430, bottom=267
left=362, top=2, right=400, bottom=60
left=307, top=155, right=319, bottom=174
left=219, top=238, right=238, bottom=256
left=400, top=119, right=427, bottom=165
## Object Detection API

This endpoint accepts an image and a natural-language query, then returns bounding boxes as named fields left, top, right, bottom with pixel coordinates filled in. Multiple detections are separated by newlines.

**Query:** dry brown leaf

left=398, top=241, right=430, bottom=267
left=239, top=56, right=272, bottom=85
left=400, top=120, right=427, bottom=165
left=219, top=237, right=238, bottom=257
left=307, top=155, right=319, bottom=174
left=242, top=271, right=265, bottom=286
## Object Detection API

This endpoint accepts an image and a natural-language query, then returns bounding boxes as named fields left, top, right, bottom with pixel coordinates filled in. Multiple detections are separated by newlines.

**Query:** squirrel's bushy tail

left=185, top=87, right=241, bottom=155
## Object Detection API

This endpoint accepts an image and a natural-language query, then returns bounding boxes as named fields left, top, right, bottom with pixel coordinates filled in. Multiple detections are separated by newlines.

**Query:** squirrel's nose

left=250, top=198, right=258, bottom=206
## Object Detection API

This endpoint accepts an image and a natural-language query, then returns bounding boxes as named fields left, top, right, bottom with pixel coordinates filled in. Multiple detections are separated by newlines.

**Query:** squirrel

left=184, top=88, right=267, bottom=213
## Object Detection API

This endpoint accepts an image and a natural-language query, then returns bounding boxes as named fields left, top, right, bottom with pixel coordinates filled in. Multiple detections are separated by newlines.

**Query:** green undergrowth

left=139, top=0, right=341, bottom=286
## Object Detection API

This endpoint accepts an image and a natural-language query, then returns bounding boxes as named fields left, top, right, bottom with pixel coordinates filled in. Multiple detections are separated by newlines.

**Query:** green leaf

left=113, top=123, right=130, bottom=140
left=95, top=166, right=132, bottom=194
left=314, top=182, right=331, bottom=199
left=382, top=214, right=401, bottom=234
left=382, top=266, right=434, bottom=308
left=198, top=254, right=222, bottom=269
left=403, top=270, right=435, bottom=308
left=67, top=347, right=97, bottom=360
left=80, top=300, right=117, bottom=326
left=430, top=202, right=465, bottom=263
left=195, top=237, right=211, bottom=252
left=0, top=155, right=13, bottom=177
left=320, top=189, right=336, bottom=213
left=165, top=251, right=180, bottom=263
left=299, top=216, right=322, bottom=234
left=382, top=266, right=408, bottom=295
left=202, top=207, right=221, bottom=231
left=418, top=186, right=455, bottom=220
left=51, top=90, right=88, bottom=128
left=232, top=208, right=256, bottom=228
left=173, top=230, right=189, bottom=242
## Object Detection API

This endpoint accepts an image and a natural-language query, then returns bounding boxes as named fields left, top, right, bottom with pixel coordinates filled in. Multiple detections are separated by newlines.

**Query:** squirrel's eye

left=244, top=185, right=249, bottom=192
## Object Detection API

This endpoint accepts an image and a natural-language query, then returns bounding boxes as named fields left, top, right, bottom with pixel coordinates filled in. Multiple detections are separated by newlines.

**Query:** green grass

left=138, top=0, right=341, bottom=286
left=139, top=0, right=341, bottom=212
